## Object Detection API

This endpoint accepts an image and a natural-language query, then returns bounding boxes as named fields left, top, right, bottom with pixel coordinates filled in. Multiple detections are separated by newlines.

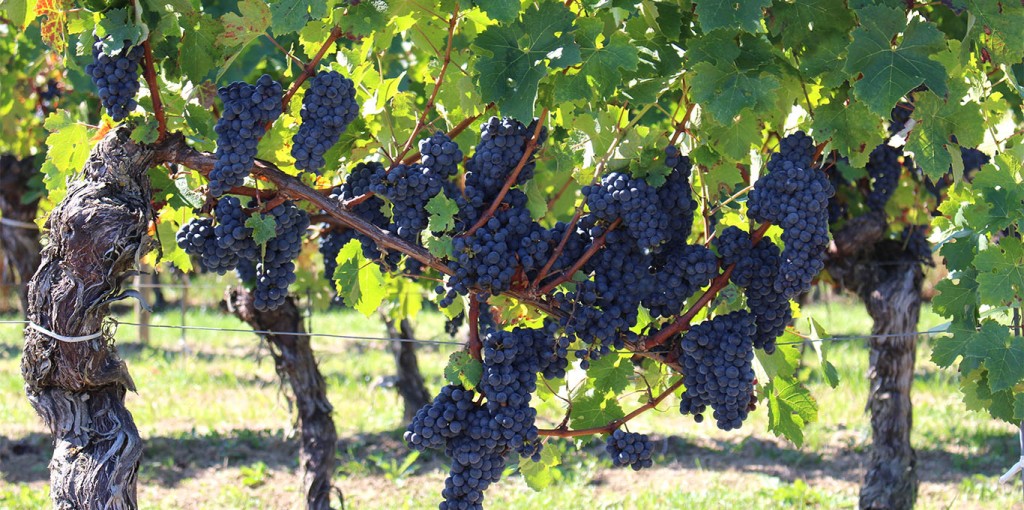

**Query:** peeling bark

left=381, top=315, right=431, bottom=423
left=224, top=287, right=338, bottom=510
left=829, top=215, right=921, bottom=510
left=0, top=154, right=42, bottom=315
left=21, top=128, right=154, bottom=509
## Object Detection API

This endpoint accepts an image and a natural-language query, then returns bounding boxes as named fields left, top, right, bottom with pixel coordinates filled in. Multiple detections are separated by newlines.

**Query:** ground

left=1, top=287, right=1021, bottom=509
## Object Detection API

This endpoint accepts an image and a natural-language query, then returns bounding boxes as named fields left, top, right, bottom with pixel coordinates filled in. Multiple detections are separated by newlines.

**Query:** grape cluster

left=678, top=311, right=758, bottom=430
left=888, top=102, right=914, bottom=136
left=86, top=38, right=144, bottom=121
left=176, top=217, right=238, bottom=274
left=318, top=228, right=359, bottom=282
left=659, top=146, right=697, bottom=247
left=643, top=244, right=718, bottom=318
left=605, top=430, right=654, bottom=471
left=583, top=172, right=669, bottom=251
left=291, top=71, right=359, bottom=173
left=209, top=75, right=283, bottom=197
left=716, top=227, right=790, bottom=353
left=253, top=201, right=310, bottom=311
left=961, top=147, right=991, bottom=174
left=747, top=131, right=833, bottom=298
left=214, top=197, right=258, bottom=261
left=463, top=117, right=546, bottom=214
left=901, top=226, right=934, bottom=267
left=369, top=163, right=443, bottom=245
left=420, top=131, right=464, bottom=178
left=865, top=143, right=902, bottom=212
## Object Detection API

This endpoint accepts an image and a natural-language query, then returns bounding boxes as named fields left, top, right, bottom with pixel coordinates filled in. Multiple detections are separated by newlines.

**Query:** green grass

left=1, top=294, right=1021, bottom=509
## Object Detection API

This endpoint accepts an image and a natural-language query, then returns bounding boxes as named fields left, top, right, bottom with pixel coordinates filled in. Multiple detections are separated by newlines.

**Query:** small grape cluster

left=583, top=172, right=669, bottom=251
left=253, top=201, right=310, bottom=311
left=209, top=75, right=283, bottom=197
left=419, top=131, right=464, bottom=178
left=678, top=311, right=758, bottom=430
left=716, top=227, right=790, bottom=353
left=175, top=217, right=238, bottom=273
left=747, top=131, right=833, bottom=298
left=961, top=146, right=991, bottom=174
left=901, top=226, right=934, bottom=267
left=605, top=430, right=654, bottom=471
left=643, top=244, right=718, bottom=318
left=659, top=146, right=697, bottom=247
left=369, top=163, right=443, bottom=245
left=214, top=197, right=258, bottom=261
left=888, top=101, right=914, bottom=136
left=86, top=38, right=144, bottom=121
left=865, top=143, right=902, bottom=212
left=463, top=117, right=546, bottom=214
left=291, top=70, right=359, bottom=174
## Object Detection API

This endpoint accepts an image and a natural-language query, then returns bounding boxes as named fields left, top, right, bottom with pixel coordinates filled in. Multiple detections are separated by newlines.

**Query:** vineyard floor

left=1, top=296, right=1021, bottom=509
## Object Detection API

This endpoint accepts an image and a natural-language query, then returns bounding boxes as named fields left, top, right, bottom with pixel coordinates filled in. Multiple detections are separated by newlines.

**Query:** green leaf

left=477, top=0, right=521, bottom=23
left=519, top=446, right=561, bottom=491
left=270, top=0, right=318, bottom=36
left=332, top=239, right=388, bottom=318
left=931, top=271, right=979, bottom=320
left=179, top=16, right=221, bottom=82
left=552, top=20, right=638, bottom=104
left=930, top=319, right=977, bottom=368
left=245, top=213, right=277, bottom=246
left=569, top=392, right=625, bottom=430
left=444, top=351, right=483, bottom=389
left=474, top=0, right=581, bottom=121
left=130, top=120, right=160, bottom=145
left=962, top=0, right=1024, bottom=63
left=904, top=87, right=985, bottom=180
left=219, top=0, right=270, bottom=48
left=812, top=95, right=880, bottom=168
left=425, top=192, right=458, bottom=233
left=765, top=376, right=818, bottom=447
left=755, top=332, right=801, bottom=380
left=807, top=319, right=839, bottom=389
left=973, top=236, right=1024, bottom=306
left=96, top=8, right=146, bottom=49
left=843, top=5, right=949, bottom=117
left=693, top=0, right=771, bottom=33
left=354, top=255, right=388, bottom=317
left=962, top=320, right=1024, bottom=392
left=0, top=0, right=36, bottom=29
left=586, top=354, right=632, bottom=395
left=689, top=60, right=781, bottom=122
left=43, top=111, right=92, bottom=177
left=337, top=0, right=387, bottom=38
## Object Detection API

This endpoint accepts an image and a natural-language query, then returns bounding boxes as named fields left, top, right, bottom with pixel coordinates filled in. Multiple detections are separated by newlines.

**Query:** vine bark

left=21, top=127, right=154, bottom=509
left=224, top=287, right=339, bottom=510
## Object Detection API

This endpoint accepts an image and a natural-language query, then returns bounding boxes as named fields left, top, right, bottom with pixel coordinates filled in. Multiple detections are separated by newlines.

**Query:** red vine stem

left=468, top=295, right=482, bottom=360
left=264, top=33, right=305, bottom=67
left=141, top=39, right=167, bottom=142
left=532, top=210, right=581, bottom=288
left=537, top=377, right=684, bottom=437
left=280, top=26, right=344, bottom=113
left=538, top=218, right=621, bottom=295
left=391, top=4, right=460, bottom=168
left=639, top=222, right=771, bottom=350
left=545, top=173, right=576, bottom=212
left=463, top=109, right=549, bottom=237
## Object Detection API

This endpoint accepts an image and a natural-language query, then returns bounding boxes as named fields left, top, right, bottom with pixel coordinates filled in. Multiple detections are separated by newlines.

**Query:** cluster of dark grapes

left=420, top=131, right=464, bottom=178
left=214, top=197, right=258, bottom=261
left=747, top=131, right=833, bottom=298
left=888, top=102, right=914, bottom=136
left=716, top=227, right=790, bottom=353
left=369, top=163, right=443, bottom=246
left=865, top=143, right=902, bottom=212
left=901, top=226, right=934, bottom=267
left=642, top=244, right=718, bottom=318
left=405, top=324, right=560, bottom=509
left=252, top=202, right=310, bottom=311
left=605, top=430, right=654, bottom=471
left=291, top=71, right=359, bottom=173
left=208, top=75, right=283, bottom=197
left=86, top=38, right=144, bottom=121
left=677, top=311, right=758, bottom=430
left=463, top=117, right=546, bottom=215
left=961, top=146, right=991, bottom=174
left=823, top=152, right=851, bottom=223
left=176, top=217, right=238, bottom=273
left=583, top=172, right=669, bottom=251
left=658, top=146, right=698, bottom=248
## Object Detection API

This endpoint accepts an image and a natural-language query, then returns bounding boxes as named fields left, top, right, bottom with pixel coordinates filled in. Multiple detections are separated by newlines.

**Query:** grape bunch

left=677, top=311, right=758, bottom=430
left=716, top=227, right=791, bottom=353
left=214, top=196, right=258, bottom=261
left=208, top=75, right=283, bottom=197
left=176, top=217, right=238, bottom=274
left=86, top=38, right=144, bottom=121
left=901, top=226, right=934, bottom=267
left=605, top=430, right=654, bottom=471
left=253, top=201, right=310, bottom=311
left=865, top=143, right=902, bottom=212
left=419, top=131, right=464, bottom=178
left=659, top=146, right=697, bottom=248
left=369, top=163, right=443, bottom=243
left=961, top=146, right=991, bottom=175
left=463, top=117, right=546, bottom=214
left=888, top=102, right=914, bottom=136
left=583, top=172, right=669, bottom=251
left=747, top=131, right=833, bottom=298
left=643, top=244, right=718, bottom=318
left=291, top=70, right=359, bottom=174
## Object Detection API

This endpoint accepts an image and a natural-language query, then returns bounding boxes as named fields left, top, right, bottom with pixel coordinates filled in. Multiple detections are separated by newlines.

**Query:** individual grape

left=865, top=144, right=902, bottom=212
left=583, top=171, right=669, bottom=251
left=291, top=70, right=359, bottom=173
left=605, top=430, right=654, bottom=471
left=747, top=131, right=833, bottom=299
left=85, top=38, right=143, bottom=121
left=175, top=217, right=238, bottom=274
left=419, top=131, right=464, bottom=178
left=208, top=75, right=283, bottom=197
left=677, top=311, right=758, bottom=430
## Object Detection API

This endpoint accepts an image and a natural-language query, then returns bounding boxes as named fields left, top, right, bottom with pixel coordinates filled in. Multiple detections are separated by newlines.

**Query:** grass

left=1, top=290, right=1022, bottom=509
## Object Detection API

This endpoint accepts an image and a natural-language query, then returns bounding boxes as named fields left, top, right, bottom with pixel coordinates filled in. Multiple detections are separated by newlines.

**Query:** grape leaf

left=1, top=0, right=36, bottom=29
left=587, top=354, right=632, bottom=395
left=425, top=192, right=458, bottom=233
left=552, top=19, right=639, bottom=104
left=705, top=112, right=760, bottom=162
left=43, top=111, right=91, bottom=177
left=333, top=238, right=387, bottom=317
left=812, top=95, right=879, bottom=168
left=477, top=0, right=521, bottom=23
left=474, top=0, right=581, bottom=121
left=973, top=236, right=1024, bottom=306
left=693, top=0, right=771, bottom=34
left=179, top=16, right=221, bottom=83
left=96, top=8, right=146, bottom=50
left=569, top=392, right=625, bottom=430
left=444, top=351, right=482, bottom=389
left=961, top=0, right=1024, bottom=63
left=843, top=5, right=949, bottom=117
left=689, top=60, right=781, bottom=122
left=930, top=319, right=977, bottom=368
left=518, top=443, right=561, bottom=491
left=765, top=376, right=818, bottom=447
left=270, top=0, right=324, bottom=37
left=755, top=332, right=801, bottom=380
left=245, top=213, right=277, bottom=246
left=904, top=86, right=985, bottom=180
left=337, top=0, right=387, bottom=38
left=807, top=318, right=839, bottom=389
left=155, top=206, right=195, bottom=272
left=962, top=320, right=1024, bottom=392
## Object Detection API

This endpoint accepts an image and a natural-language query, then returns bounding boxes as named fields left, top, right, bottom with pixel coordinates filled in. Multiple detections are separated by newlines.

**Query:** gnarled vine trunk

left=828, top=213, right=921, bottom=510
left=0, top=154, right=42, bottom=315
left=224, top=287, right=339, bottom=510
left=21, top=128, right=154, bottom=509
left=381, top=315, right=431, bottom=423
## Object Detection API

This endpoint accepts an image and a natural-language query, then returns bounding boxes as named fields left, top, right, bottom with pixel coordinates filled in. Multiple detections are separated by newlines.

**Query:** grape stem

left=537, top=218, right=621, bottom=295
left=468, top=295, right=482, bottom=360
left=531, top=210, right=582, bottom=287
left=463, top=109, right=549, bottom=237
left=264, top=33, right=305, bottom=68
left=537, top=377, right=684, bottom=437
left=141, top=39, right=167, bottom=142
left=638, top=222, right=771, bottom=351
left=391, top=4, right=461, bottom=168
